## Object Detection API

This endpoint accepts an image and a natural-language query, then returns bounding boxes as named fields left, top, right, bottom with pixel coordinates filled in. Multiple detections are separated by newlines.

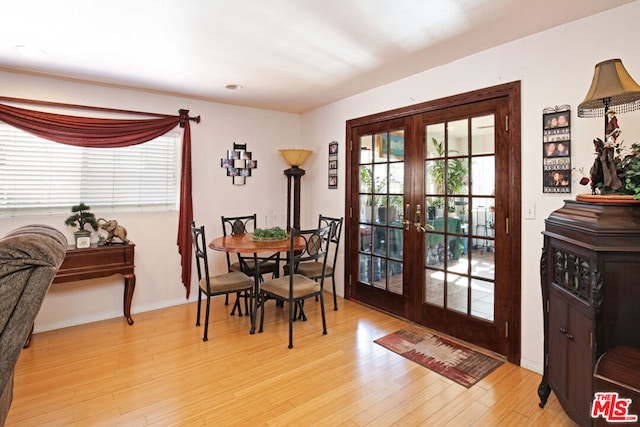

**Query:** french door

left=346, top=83, right=521, bottom=362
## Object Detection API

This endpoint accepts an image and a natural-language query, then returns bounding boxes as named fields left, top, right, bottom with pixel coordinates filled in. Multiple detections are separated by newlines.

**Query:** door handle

left=402, top=203, right=411, bottom=230
left=414, top=204, right=426, bottom=233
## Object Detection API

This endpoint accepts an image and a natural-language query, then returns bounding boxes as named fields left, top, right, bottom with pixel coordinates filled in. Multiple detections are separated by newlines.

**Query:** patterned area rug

left=374, top=325, right=504, bottom=388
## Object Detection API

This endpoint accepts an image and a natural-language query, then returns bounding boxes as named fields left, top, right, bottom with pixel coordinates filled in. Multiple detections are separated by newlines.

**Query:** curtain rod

left=0, top=95, right=200, bottom=123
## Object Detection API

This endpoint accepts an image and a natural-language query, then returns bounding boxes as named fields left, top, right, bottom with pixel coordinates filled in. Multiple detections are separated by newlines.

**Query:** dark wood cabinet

left=538, top=199, right=640, bottom=426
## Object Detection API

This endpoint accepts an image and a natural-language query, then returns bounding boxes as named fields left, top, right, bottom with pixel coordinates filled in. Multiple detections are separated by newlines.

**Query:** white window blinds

left=0, top=123, right=180, bottom=216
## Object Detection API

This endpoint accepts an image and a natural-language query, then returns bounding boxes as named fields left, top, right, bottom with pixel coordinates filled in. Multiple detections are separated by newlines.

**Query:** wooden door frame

left=345, top=81, right=521, bottom=364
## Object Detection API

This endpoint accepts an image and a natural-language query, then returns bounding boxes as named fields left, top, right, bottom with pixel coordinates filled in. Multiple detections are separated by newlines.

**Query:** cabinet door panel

left=567, top=304, right=593, bottom=424
left=547, top=289, right=568, bottom=395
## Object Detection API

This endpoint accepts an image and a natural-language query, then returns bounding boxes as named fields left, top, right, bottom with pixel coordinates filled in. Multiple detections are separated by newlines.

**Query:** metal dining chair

left=284, top=215, right=343, bottom=311
left=191, top=222, right=254, bottom=342
left=258, top=224, right=333, bottom=348
left=221, top=214, right=280, bottom=314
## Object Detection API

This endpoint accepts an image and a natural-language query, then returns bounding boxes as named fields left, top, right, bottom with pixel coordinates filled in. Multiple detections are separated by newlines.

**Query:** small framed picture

left=329, top=141, right=338, bottom=155
left=544, top=170, right=570, bottom=192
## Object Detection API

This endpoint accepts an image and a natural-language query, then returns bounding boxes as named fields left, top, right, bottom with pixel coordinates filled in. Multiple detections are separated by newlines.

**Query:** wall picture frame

left=542, top=106, right=571, bottom=193
left=328, top=141, right=338, bottom=189
left=220, top=142, right=257, bottom=185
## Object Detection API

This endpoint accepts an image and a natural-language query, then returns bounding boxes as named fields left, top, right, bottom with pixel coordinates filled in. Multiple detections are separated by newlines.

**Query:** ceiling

left=0, top=1, right=634, bottom=113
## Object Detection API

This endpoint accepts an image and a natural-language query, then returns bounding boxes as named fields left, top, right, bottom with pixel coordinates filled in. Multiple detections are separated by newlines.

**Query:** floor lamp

left=279, top=149, right=312, bottom=231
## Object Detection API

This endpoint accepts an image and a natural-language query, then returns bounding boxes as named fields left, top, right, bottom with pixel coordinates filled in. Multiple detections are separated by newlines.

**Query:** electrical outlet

left=525, top=203, right=536, bottom=220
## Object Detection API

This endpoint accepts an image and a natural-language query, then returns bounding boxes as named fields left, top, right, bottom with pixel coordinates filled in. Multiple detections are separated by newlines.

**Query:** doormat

left=374, top=325, right=504, bottom=388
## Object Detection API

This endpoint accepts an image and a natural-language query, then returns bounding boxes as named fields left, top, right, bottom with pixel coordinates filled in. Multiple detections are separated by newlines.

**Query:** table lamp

left=279, top=149, right=312, bottom=231
left=578, top=59, right=640, bottom=193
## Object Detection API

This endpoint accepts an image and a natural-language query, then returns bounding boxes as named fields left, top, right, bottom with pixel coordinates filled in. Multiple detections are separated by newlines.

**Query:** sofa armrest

left=0, top=225, right=67, bottom=424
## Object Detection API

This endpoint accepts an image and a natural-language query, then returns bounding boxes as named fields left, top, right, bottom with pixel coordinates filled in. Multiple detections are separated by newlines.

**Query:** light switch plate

left=525, top=203, right=536, bottom=220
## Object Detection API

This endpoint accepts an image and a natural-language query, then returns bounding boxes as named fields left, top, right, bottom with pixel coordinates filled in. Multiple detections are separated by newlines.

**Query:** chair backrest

left=290, top=224, right=333, bottom=281
left=220, top=214, right=257, bottom=271
left=190, top=222, right=211, bottom=285
left=221, top=214, right=257, bottom=237
left=318, top=215, right=343, bottom=270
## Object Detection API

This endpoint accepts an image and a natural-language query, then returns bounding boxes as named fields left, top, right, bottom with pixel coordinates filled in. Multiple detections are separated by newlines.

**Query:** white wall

left=0, top=71, right=300, bottom=332
left=301, top=1, right=640, bottom=374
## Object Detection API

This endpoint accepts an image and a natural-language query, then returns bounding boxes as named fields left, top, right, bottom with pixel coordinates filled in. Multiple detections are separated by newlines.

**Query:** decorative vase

left=377, top=206, right=397, bottom=224
left=74, top=230, right=91, bottom=249
left=427, top=206, right=436, bottom=220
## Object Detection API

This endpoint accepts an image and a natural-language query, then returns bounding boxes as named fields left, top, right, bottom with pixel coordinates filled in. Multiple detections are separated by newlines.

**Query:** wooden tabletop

left=209, top=232, right=303, bottom=253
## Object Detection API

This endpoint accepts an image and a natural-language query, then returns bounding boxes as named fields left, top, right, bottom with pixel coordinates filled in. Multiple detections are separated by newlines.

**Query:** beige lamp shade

left=578, top=59, right=640, bottom=117
left=279, top=149, right=312, bottom=167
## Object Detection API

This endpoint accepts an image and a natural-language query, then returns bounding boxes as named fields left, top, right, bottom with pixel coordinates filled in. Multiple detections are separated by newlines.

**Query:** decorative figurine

left=97, top=218, right=130, bottom=244
left=605, top=110, right=620, bottom=146
left=589, top=110, right=622, bottom=194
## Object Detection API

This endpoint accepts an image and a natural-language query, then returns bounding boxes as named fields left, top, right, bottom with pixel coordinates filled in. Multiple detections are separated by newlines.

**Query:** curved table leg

left=538, top=376, right=551, bottom=408
left=123, top=273, right=136, bottom=325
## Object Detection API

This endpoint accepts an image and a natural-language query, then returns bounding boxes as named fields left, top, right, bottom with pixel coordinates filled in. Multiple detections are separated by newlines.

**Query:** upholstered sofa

left=0, top=225, right=67, bottom=426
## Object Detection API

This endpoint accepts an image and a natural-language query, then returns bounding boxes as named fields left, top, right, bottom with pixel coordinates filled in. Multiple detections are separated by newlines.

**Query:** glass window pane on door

left=358, top=130, right=405, bottom=295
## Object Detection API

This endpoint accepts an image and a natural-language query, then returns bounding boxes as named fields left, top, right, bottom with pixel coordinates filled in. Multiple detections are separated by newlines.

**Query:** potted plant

left=65, top=202, right=99, bottom=248
left=616, top=142, right=640, bottom=199
left=427, top=196, right=445, bottom=218
left=428, top=137, right=469, bottom=197
left=387, top=193, right=404, bottom=223
left=360, top=166, right=386, bottom=222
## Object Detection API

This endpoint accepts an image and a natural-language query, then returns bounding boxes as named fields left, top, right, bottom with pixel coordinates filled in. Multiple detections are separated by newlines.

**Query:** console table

left=25, top=243, right=135, bottom=347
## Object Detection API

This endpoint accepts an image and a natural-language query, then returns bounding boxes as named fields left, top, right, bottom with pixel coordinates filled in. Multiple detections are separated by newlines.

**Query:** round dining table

left=208, top=232, right=303, bottom=254
left=208, top=232, right=305, bottom=333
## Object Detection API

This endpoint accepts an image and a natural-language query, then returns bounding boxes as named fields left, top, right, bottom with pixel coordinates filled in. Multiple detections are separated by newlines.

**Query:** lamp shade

left=578, top=59, right=640, bottom=117
left=279, top=149, right=312, bottom=167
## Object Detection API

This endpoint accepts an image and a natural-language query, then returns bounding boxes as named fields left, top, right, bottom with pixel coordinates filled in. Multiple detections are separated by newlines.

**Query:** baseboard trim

left=33, top=296, right=197, bottom=333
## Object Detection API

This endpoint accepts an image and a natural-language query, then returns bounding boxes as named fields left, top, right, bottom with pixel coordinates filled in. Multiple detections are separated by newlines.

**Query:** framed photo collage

left=542, top=106, right=571, bottom=193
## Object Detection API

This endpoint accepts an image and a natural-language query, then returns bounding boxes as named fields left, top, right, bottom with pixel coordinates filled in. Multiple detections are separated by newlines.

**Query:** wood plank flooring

left=7, top=295, right=576, bottom=426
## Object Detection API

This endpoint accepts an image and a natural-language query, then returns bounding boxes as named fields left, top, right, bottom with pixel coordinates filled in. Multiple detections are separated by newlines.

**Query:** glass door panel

left=357, top=126, right=406, bottom=309
left=424, top=114, right=496, bottom=322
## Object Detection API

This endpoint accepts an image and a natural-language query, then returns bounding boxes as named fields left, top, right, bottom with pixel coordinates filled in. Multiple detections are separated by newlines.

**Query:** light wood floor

left=7, top=295, right=576, bottom=426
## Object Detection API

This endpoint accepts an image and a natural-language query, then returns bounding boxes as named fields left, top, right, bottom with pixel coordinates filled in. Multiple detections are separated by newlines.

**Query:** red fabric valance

left=0, top=102, right=198, bottom=298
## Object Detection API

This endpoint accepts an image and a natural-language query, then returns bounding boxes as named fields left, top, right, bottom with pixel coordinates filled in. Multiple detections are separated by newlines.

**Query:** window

left=0, top=123, right=180, bottom=216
